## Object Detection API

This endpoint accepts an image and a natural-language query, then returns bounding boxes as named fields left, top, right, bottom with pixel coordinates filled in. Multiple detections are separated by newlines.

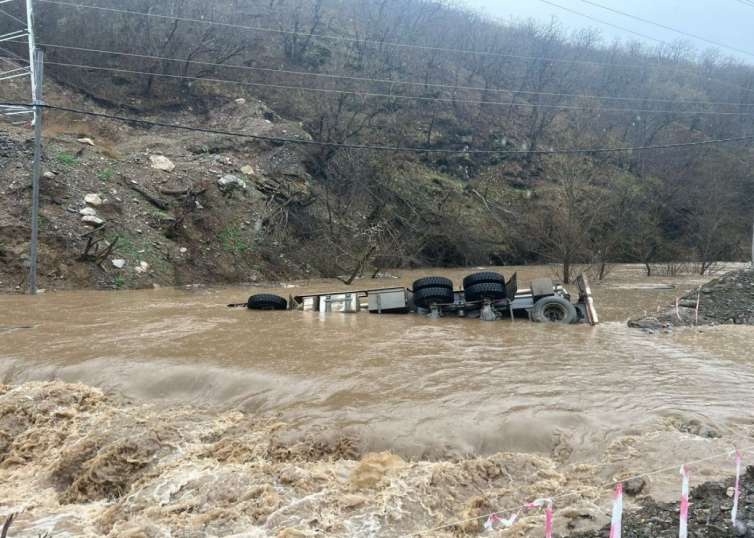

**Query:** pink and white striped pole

left=609, top=482, right=624, bottom=538
left=545, top=501, right=554, bottom=538
left=679, top=465, right=690, bottom=538
left=732, top=451, right=742, bottom=525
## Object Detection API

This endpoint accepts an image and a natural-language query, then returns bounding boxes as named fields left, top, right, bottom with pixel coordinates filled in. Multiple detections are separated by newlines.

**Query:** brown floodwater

left=1, top=264, right=754, bottom=536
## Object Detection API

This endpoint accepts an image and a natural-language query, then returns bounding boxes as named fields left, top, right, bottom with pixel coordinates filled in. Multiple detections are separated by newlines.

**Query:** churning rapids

left=1, top=265, right=753, bottom=537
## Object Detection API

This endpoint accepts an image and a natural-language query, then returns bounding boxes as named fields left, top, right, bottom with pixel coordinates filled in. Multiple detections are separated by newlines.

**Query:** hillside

left=1, top=0, right=754, bottom=290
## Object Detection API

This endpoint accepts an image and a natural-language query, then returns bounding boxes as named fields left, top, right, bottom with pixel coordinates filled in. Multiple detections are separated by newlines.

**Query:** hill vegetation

left=1, top=0, right=753, bottom=288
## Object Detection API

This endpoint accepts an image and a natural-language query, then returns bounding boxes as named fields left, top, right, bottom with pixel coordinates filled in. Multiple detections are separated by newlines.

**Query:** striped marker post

left=609, top=482, right=624, bottom=538
left=732, top=451, right=742, bottom=525
left=679, top=465, right=690, bottom=538
left=545, top=502, right=554, bottom=538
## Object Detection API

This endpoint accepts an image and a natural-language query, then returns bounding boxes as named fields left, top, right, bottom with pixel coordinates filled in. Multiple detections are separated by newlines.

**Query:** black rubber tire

left=412, top=276, right=454, bottom=292
left=413, top=286, right=455, bottom=308
left=247, top=294, right=288, bottom=311
left=532, top=296, right=578, bottom=324
left=463, top=272, right=505, bottom=289
left=464, top=282, right=507, bottom=302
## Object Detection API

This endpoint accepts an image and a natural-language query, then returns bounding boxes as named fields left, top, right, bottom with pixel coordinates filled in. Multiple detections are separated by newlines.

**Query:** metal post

left=28, top=49, right=43, bottom=294
left=25, top=0, right=43, bottom=294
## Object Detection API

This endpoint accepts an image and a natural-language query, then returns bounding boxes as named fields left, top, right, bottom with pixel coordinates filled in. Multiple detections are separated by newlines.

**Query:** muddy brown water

left=2, top=265, right=753, bottom=463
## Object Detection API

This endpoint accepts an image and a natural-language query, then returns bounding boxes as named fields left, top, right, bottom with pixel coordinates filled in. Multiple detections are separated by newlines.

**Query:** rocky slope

left=1, top=71, right=503, bottom=291
left=629, top=269, right=754, bottom=328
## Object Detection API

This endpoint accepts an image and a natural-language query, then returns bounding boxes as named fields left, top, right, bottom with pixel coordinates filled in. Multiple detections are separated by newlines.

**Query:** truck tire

left=412, top=276, right=454, bottom=292
left=414, top=286, right=454, bottom=308
left=464, top=282, right=507, bottom=302
left=247, top=294, right=288, bottom=310
left=532, top=296, right=578, bottom=324
left=463, top=272, right=505, bottom=289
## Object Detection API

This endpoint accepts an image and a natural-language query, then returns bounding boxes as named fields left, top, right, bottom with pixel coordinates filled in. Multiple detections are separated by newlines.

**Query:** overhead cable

left=28, top=41, right=754, bottom=108
left=15, top=57, right=754, bottom=116
left=2, top=100, right=753, bottom=155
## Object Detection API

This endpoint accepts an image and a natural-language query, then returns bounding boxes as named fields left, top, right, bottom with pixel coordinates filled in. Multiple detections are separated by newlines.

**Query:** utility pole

left=25, top=0, right=43, bottom=294
left=28, top=48, right=43, bottom=294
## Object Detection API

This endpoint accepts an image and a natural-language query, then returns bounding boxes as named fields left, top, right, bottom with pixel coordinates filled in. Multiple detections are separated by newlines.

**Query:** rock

left=149, top=155, right=175, bottom=172
left=624, top=477, right=646, bottom=496
left=240, top=165, right=255, bottom=176
left=235, top=98, right=246, bottom=105
left=112, top=259, right=126, bottom=269
left=84, top=193, right=103, bottom=206
left=179, top=247, right=188, bottom=254
left=79, top=207, right=98, bottom=217
left=81, top=215, right=104, bottom=226
left=77, top=137, right=95, bottom=146
left=135, top=261, right=150, bottom=274
left=628, top=318, right=662, bottom=330
left=43, top=171, right=56, bottom=179
left=217, top=174, right=247, bottom=193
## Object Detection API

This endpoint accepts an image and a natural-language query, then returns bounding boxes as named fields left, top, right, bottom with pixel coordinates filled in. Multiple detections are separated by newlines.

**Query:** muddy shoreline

left=573, top=468, right=754, bottom=537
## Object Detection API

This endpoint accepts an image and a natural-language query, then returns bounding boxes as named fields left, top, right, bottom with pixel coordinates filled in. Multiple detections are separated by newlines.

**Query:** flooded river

left=1, top=264, right=753, bottom=536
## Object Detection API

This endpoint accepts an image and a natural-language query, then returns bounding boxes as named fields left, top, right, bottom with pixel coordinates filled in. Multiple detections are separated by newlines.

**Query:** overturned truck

left=245, top=272, right=599, bottom=325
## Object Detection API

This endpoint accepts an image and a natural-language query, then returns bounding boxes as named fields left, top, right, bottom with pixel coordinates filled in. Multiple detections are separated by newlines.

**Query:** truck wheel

left=532, top=296, right=578, bottom=324
left=412, top=276, right=453, bottom=292
left=414, top=286, right=454, bottom=308
left=464, top=282, right=506, bottom=302
left=247, top=294, right=288, bottom=310
left=463, top=272, right=505, bottom=289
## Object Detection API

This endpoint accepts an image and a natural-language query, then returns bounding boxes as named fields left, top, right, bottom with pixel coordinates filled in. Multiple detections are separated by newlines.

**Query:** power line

left=14, top=56, right=754, bottom=116
left=577, top=0, right=754, bottom=59
left=538, top=0, right=667, bottom=45
left=27, top=40, right=754, bottom=109
left=0, top=7, right=26, bottom=26
left=2, top=100, right=753, bottom=155
left=34, top=0, right=754, bottom=97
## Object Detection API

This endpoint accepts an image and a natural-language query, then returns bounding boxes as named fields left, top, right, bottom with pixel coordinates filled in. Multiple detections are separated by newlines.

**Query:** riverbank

left=629, top=268, right=754, bottom=329
left=573, top=468, right=754, bottom=537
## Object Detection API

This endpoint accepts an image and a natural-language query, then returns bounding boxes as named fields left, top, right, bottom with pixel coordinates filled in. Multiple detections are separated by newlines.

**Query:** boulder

left=81, top=215, right=104, bottom=226
left=84, top=193, right=103, bottom=206
left=135, top=261, right=150, bottom=274
left=79, top=207, right=98, bottom=217
left=217, top=174, right=247, bottom=193
left=149, top=155, right=175, bottom=172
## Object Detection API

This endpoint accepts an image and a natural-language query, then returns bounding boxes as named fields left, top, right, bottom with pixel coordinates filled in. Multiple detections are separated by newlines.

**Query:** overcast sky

left=464, top=0, right=754, bottom=64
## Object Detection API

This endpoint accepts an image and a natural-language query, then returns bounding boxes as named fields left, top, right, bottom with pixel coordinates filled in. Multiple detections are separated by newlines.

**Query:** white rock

left=240, top=165, right=255, bottom=176
left=79, top=207, right=97, bottom=217
left=135, top=261, right=150, bottom=274
left=81, top=215, right=104, bottom=226
left=179, top=247, right=188, bottom=254
left=112, top=259, right=126, bottom=269
left=43, top=171, right=56, bottom=179
left=217, top=174, right=247, bottom=192
left=150, top=155, right=175, bottom=172
left=77, top=137, right=95, bottom=146
left=84, top=193, right=103, bottom=206
left=235, top=98, right=246, bottom=105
